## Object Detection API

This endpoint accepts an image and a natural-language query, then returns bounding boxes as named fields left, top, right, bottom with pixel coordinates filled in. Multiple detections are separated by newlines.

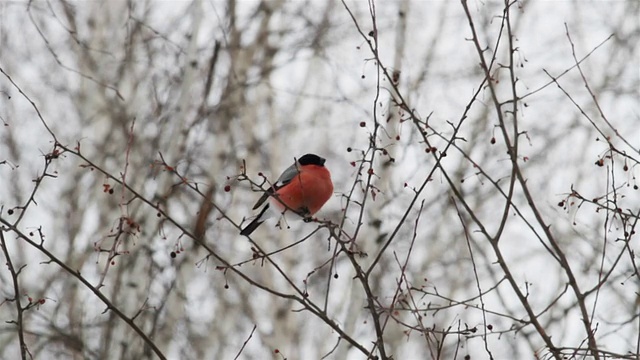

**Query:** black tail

left=240, top=204, right=269, bottom=236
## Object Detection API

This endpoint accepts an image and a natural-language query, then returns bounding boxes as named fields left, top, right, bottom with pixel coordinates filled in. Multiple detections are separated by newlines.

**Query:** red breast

left=272, top=164, right=333, bottom=215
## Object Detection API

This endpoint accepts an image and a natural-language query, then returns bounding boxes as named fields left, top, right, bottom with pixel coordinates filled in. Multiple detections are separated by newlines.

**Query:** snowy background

left=0, top=1, right=638, bottom=359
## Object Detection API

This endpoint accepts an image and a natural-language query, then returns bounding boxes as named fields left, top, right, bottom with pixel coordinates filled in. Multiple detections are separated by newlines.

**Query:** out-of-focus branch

left=0, top=231, right=28, bottom=360
left=0, top=218, right=167, bottom=360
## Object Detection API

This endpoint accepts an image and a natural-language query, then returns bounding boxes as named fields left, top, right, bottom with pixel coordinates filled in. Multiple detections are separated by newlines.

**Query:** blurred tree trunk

left=0, top=1, right=638, bottom=359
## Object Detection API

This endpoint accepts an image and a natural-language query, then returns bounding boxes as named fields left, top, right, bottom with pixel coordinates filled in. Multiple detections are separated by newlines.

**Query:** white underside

left=253, top=197, right=305, bottom=231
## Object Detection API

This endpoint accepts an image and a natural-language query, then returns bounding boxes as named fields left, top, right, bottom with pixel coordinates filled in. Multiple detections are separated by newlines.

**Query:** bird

left=240, top=154, right=333, bottom=236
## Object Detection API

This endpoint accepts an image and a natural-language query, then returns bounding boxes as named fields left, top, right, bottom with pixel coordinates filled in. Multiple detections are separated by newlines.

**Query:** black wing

left=251, top=160, right=301, bottom=210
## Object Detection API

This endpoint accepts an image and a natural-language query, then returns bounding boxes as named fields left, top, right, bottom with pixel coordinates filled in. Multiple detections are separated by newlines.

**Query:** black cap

left=298, top=154, right=325, bottom=166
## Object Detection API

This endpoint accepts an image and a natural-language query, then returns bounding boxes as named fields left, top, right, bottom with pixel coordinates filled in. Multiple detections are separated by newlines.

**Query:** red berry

left=224, top=185, right=231, bottom=192
left=359, top=121, right=366, bottom=127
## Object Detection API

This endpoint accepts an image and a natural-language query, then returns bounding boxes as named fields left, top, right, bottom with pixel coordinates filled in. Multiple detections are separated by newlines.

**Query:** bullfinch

left=240, top=154, right=333, bottom=236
